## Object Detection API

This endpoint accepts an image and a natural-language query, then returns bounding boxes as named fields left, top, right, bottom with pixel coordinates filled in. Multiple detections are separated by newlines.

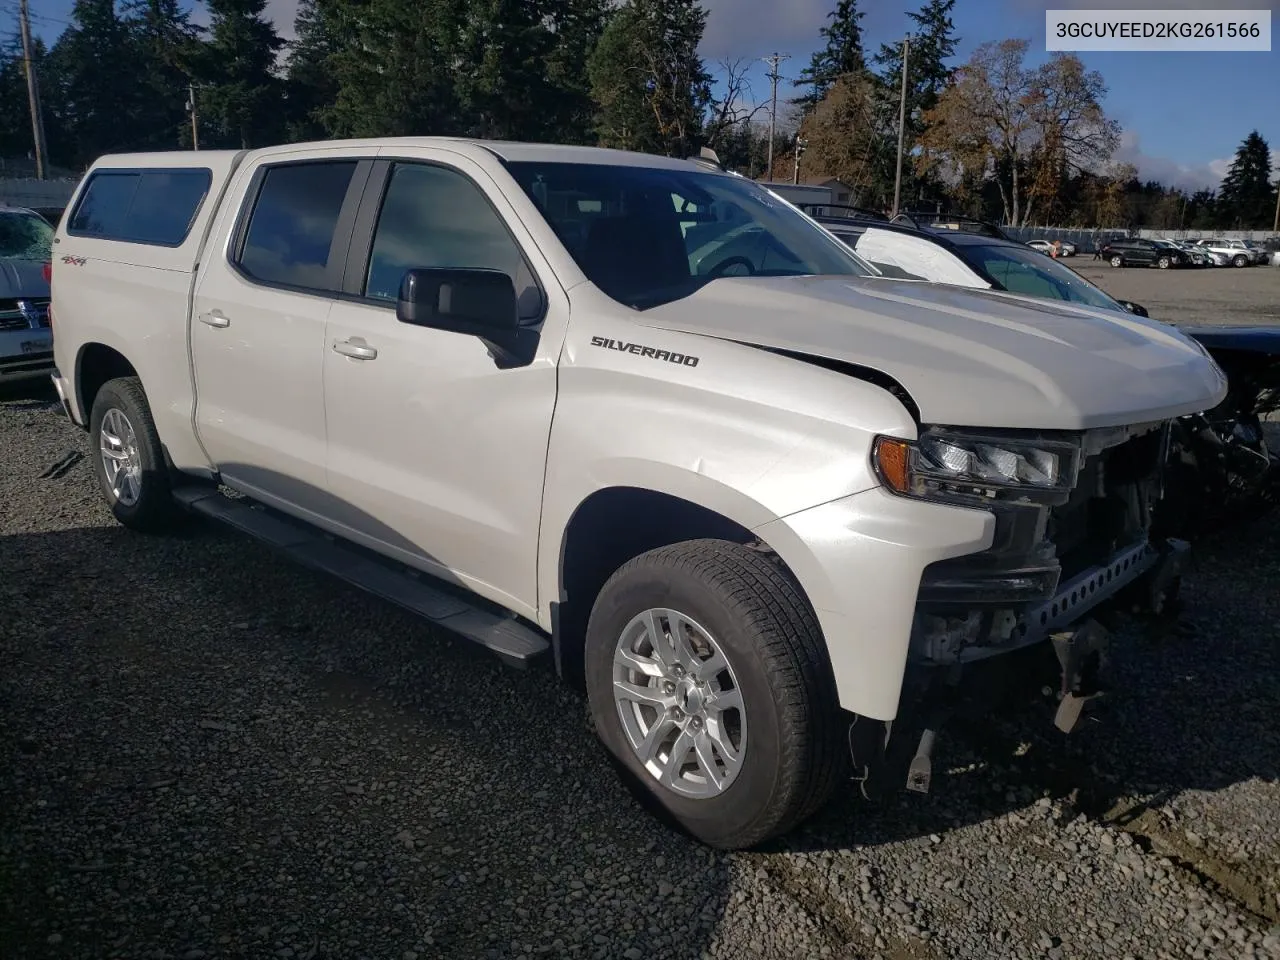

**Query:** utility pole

left=1273, top=178, right=1279, bottom=232
left=792, top=136, right=806, bottom=185
left=762, top=52, right=789, bottom=182
left=892, top=37, right=909, bottom=218
left=187, top=84, right=200, bottom=150
left=18, top=0, right=49, bottom=180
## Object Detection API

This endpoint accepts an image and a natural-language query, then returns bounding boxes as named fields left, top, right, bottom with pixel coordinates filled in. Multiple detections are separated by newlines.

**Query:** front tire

left=1233, top=254, right=1248, bottom=268
left=1157, top=256, right=1171, bottom=269
left=1110, top=255, right=1123, bottom=267
left=585, top=539, right=842, bottom=849
left=89, top=377, right=177, bottom=532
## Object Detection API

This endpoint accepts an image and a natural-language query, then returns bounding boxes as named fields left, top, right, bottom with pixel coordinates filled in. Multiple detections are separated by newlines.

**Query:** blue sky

left=7, top=0, right=1277, bottom=190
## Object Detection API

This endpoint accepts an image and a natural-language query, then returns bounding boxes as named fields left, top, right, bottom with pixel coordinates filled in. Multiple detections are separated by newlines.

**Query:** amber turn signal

left=873, top=436, right=911, bottom=494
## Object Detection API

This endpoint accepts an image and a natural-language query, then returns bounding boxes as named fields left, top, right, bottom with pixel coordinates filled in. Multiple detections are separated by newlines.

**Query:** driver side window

left=363, top=162, right=544, bottom=321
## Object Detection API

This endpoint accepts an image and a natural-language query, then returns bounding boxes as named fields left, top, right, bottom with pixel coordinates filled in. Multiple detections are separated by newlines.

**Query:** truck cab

left=49, top=139, right=1227, bottom=849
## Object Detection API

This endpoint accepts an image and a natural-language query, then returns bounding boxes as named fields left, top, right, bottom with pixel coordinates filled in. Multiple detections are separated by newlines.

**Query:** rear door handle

left=332, top=337, right=377, bottom=361
left=198, top=309, right=230, bottom=328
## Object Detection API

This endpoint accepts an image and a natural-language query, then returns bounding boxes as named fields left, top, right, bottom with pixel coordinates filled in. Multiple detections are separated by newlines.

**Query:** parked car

left=1026, top=238, right=1077, bottom=257
left=1100, top=237, right=1186, bottom=268
left=1242, top=240, right=1270, bottom=264
left=811, top=214, right=1280, bottom=529
left=50, top=140, right=1225, bottom=849
left=1196, top=238, right=1256, bottom=267
left=1161, top=240, right=1217, bottom=267
left=0, top=204, right=54, bottom=387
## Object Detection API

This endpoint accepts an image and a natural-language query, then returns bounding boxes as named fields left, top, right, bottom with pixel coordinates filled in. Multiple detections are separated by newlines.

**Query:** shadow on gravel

left=2, top=504, right=1278, bottom=955
left=0, top=378, right=57, bottom=404
left=0, top=521, right=735, bottom=959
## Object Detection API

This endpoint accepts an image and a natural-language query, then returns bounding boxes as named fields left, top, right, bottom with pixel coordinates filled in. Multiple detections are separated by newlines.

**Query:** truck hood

left=639, top=275, right=1227, bottom=431
left=0, top=260, right=50, bottom=299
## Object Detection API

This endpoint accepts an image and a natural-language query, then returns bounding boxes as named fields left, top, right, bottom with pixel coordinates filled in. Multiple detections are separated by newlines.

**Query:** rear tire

left=585, top=539, right=842, bottom=849
left=89, top=377, right=178, bottom=532
left=1110, top=255, right=1123, bottom=267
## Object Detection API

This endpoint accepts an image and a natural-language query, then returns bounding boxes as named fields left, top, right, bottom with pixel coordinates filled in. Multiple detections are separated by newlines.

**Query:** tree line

left=2, top=0, right=1275, bottom=230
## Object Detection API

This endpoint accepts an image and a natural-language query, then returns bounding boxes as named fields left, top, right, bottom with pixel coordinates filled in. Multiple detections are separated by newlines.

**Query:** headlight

left=873, top=427, right=1082, bottom=502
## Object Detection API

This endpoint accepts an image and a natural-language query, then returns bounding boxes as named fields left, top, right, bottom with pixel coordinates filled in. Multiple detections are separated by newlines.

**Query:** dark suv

left=1099, top=238, right=1184, bottom=269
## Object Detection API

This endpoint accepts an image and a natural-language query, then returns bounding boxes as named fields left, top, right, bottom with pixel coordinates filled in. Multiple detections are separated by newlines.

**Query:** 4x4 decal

left=590, top=336, right=699, bottom=367
left=61, top=255, right=87, bottom=267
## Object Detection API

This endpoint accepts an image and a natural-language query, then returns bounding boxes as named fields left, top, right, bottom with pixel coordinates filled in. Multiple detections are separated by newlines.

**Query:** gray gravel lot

left=1068, top=260, right=1280, bottom=328
left=3, top=332, right=1280, bottom=959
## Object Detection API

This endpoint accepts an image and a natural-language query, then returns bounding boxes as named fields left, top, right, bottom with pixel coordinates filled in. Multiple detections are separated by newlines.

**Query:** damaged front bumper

left=913, top=535, right=1189, bottom=667
left=851, top=419, right=1193, bottom=798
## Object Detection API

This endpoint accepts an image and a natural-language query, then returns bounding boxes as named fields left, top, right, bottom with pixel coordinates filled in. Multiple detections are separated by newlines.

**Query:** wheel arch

left=75, top=340, right=139, bottom=426
left=550, top=483, right=826, bottom=690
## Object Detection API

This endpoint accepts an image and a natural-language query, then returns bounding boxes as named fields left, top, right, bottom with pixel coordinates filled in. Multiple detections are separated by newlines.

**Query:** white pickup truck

left=48, top=139, right=1226, bottom=849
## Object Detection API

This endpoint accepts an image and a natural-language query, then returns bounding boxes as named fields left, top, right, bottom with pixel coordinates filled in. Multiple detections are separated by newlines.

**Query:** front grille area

left=0, top=298, right=51, bottom=331
left=1048, top=427, right=1165, bottom=579
left=911, top=422, right=1172, bottom=664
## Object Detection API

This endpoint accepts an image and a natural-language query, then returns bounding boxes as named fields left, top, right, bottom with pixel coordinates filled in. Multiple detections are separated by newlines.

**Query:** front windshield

left=0, top=211, right=54, bottom=261
left=966, top=243, right=1126, bottom=313
left=505, top=161, right=875, bottom=309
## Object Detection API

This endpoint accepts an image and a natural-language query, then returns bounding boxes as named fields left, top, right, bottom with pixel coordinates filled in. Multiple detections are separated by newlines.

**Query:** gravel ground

left=2, top=369, right=1279, bottom=960
left=1067, top=259, right=1280, bottom=328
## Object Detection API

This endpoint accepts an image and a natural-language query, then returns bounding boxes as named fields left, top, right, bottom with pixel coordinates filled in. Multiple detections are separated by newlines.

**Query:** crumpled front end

left=852, top=418, right=1191, bottom=796
left=909, top=419, right=1184, bottom=671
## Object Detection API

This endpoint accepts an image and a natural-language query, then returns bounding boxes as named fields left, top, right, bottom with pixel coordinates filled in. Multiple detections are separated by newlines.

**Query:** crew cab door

left=191, top=149, right=373, bottom=514
left=320, top=150, right=566, bottom=617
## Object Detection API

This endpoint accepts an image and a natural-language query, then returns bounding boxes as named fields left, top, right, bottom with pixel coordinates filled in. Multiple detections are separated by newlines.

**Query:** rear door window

left=235, top=161, right=359, bottom=292
left=68, top=169, right=212, bottom=245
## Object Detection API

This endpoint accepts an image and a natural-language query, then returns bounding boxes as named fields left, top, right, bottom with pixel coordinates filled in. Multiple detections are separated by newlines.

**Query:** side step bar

left=172, top=486, right=550, bottom=668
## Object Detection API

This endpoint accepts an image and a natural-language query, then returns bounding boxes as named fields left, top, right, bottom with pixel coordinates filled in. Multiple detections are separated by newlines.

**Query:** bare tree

left=918, top=40, right=1118, bottom=226
left=704, top=58, right=767, bottom=147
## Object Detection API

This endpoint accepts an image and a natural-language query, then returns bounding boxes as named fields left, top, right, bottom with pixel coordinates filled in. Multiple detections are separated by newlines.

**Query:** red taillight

left=42, top=261, right=52, bottom=283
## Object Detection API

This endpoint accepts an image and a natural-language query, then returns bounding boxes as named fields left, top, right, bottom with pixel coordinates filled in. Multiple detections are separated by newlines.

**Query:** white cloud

left=1112, top=131, right=1280, bottom=191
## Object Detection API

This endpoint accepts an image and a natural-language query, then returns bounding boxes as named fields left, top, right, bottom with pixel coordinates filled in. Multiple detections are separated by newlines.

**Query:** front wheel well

left=77, top=343, right=138, bottom=425
left=554, top=487, right=807, bottom=688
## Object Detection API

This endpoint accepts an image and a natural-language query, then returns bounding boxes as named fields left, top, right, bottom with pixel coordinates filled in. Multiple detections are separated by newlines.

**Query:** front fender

left=538, top=299, right=921, bottom=628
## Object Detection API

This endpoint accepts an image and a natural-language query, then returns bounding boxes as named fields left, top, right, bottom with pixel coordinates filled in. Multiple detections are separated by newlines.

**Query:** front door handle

left=332, top=337, right=377, bottom=361
left=198, top=309, right=230, bottom=328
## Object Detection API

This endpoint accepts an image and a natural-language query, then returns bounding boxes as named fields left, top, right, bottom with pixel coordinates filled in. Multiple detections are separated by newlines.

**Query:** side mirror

left=1118, top=300, right=1149, bottom=317
left=396, top=267, right=519, bottom=335
left=396, top=267, right=535, bottom=368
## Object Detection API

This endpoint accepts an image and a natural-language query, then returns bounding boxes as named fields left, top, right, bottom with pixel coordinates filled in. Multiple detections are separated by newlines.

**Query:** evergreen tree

left=1217, top=130, right=1274, bottom=228
left=47, top=0, right=146, bottom=166
left=874, top=0, right=957, bottom=119
left=321, top=0, right=466, bottom=139
left=793, top=0, right=866, bottom=115
left=122, top=0, right=202, bottom=150
left=457, top=0, right=609, bottom=142
left=0, top=38, right=52, bottom=164
left=198, top=0, right=285, bottom=148
left=283, top=0, right=342, bottom=141
left=588, top=0, right=710, bottom=157
left=872, top=0, right=958, bottom=207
